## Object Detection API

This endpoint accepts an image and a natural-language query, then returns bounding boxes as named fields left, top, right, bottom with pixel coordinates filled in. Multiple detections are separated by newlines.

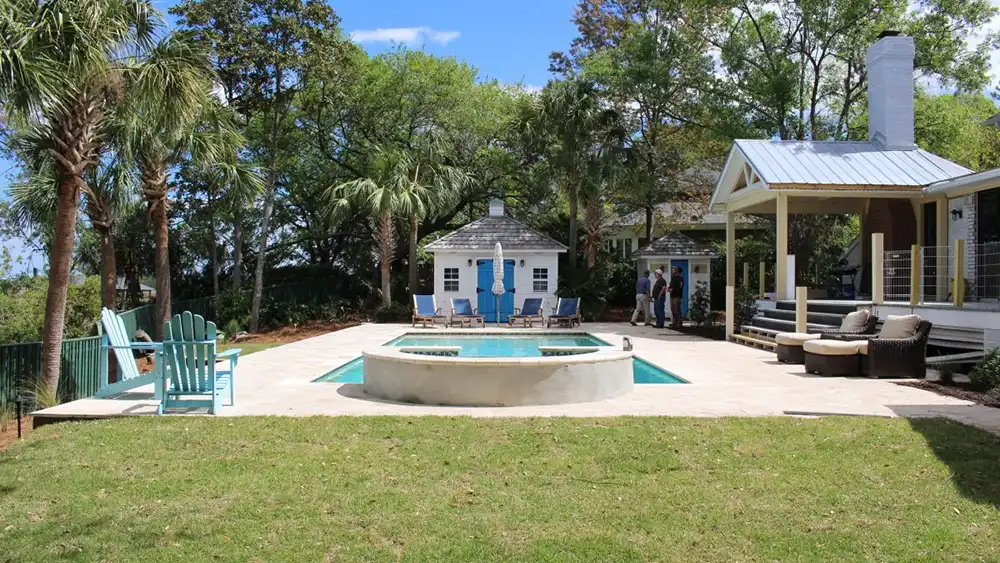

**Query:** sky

left=3, top=0, right=1000, bottom=272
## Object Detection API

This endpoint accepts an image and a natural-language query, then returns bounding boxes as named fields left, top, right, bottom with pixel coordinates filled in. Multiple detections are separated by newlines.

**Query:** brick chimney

left=866, top=31, right=916, bottom=150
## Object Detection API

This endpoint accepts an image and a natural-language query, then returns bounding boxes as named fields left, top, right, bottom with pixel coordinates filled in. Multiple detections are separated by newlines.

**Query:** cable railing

left=883, top=241, right=999, bottom=309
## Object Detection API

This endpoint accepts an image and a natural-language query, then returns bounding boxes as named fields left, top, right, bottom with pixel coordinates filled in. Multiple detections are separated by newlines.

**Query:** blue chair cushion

left=556, top=298, right=578, bottom=316
left=453, top=299, right=475, bottom=316
left=521, top=298, right=543, bottom=315
left=414, top=295, right=437, bottom=316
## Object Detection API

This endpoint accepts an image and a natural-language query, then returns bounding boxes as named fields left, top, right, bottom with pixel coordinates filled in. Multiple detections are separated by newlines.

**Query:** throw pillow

left=839, top=309, right=870, bottom=332
left=879, top=315, right=921, bottom=339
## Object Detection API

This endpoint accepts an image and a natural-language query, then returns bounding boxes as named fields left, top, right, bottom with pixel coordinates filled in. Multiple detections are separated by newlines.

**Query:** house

left=605, top=200, right=760, bottom=259
left=710, top=31, right=1000, bottom=352
left=633, top=232, right=717, bottom=320
left=424, top=200, right=567, bottom=323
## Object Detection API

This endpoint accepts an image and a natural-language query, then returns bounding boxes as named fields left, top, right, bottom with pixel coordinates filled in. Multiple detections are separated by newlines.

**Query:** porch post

left=776, top=193, right=789, bottom=300
left=954, top=238, right=966, bottom=307
left=872, top=233, right=884, bottom=305
left=909, top=244, right=921, bottom=306
left=743, top=262, right=749, bottom=288
left=795, top=287, right=808, bottom=333
left=912, top=200, right=924, bottom=247
left=725, top=286, right=735, bottom=340
left=758, top=262, right=765, bottom=298
left=935, top=197, right=949, bottom=301
left=726, top=212, right=736, bottom=287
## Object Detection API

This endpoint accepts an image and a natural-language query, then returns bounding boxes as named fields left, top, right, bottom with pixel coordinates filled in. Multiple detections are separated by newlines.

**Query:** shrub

left=223, top=319, right=242, bottom=342
left=733, top=286, right=759, bottom=329
left=687, top=281, right=714, bottom=327
left=374, top=302, right=411, bottom=323
left=969, top=348, right=1000, bottom=391
left=0, top=276, right=101, bottom=344
left=216, top=289, right=251, bottom=330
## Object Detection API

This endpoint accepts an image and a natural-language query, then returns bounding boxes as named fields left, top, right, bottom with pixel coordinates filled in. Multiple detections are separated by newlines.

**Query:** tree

left=512, top=79, right=620, bottom=274
left=0, top=0, right=158, bottom=395
left=325, top=146, right=454, bottom=305
left=114, top=33, right=255, bottom=337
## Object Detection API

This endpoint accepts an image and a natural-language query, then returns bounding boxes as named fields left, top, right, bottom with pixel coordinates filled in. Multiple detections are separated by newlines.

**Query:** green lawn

left=220, top=342, right=281, bottom=356
left=1, top=417, right=999, bottom=562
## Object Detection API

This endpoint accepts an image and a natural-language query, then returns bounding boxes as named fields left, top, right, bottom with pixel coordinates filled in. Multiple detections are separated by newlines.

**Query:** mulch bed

left=896, top=380, right=1000, bottom=408
left=234, top=319, right=361, bottom=344
left=0, top=415, right=33, bottom=452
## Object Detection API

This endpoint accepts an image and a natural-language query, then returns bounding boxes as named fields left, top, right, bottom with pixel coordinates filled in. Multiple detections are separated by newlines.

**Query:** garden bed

left=896, top=380, right=1000, bottom=409
left=0, top=415, right=32, bottom=452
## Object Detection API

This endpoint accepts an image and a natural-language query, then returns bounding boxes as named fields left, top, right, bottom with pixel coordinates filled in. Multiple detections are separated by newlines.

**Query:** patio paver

left=34, top=323, right=1000, bottom=434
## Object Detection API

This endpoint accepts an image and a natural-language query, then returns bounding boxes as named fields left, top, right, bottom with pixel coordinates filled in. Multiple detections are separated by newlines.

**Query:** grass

left=220, top=342, right=281, bottom=356
left=1, top=417, right=999, bottom=562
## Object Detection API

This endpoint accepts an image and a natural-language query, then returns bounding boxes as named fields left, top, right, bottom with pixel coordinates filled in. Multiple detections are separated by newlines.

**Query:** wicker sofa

left=803, top=316, right=932, bottom=378
left=774, top=310, right=879, bottom=364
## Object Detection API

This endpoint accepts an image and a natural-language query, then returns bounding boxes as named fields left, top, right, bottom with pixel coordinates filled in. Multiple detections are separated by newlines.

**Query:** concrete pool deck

left=33, top=323, right=1000, bottom=433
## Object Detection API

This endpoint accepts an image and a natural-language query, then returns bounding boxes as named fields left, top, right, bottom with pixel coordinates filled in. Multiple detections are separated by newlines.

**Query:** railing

left=882, top=241, right=999, bottom=309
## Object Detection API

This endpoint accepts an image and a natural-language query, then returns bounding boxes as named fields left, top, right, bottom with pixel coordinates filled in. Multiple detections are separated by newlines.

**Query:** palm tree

left=512, top=79, right=618, bottom=275
left=326, top=146, right=456, bottom=306
left=9, top=156, right=137, bottom=311
left=113, top=33, right=257, bottom=337
left=0, top=0, right=158, bottom=395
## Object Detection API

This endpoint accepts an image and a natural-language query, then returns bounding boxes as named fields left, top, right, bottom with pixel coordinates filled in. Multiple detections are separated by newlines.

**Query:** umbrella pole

left=496, top=295, right=501, bottom=327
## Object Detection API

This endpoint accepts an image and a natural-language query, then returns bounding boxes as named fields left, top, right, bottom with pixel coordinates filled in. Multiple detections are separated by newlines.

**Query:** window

left=532, top=267, right=548, bottom=292
left=443, top=268, right=459, bottom=292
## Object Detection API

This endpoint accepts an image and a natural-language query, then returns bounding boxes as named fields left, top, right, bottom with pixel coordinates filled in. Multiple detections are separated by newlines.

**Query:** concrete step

left=759, top=308, right=846, bottom=326
left=748, top=316, right=837, bottom=334
left=774, top=300, right=870, bottom=315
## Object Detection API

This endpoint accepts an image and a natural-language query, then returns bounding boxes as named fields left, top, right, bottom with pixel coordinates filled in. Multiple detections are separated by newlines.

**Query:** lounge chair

left=507, top=298, right=545, bottom=328
left=546, top=298, right=581, bottom=328
left=160, top=311, right=240, bottom=414
left=449, top=298, right=484, bottom=327
left=96, top=307, right=163, bottom=399
left=412, top=294, right=447, bottom=327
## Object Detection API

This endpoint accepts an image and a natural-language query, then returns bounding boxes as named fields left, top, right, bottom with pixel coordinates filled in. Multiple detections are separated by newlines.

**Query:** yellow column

left=872, top=233, right=884, bottom=305
left=776, top=193, right=789, bottom=300
left=936, top=198, right=949, bottom=301
left=910, top=244, right=921, bottom=306
left=954, top=238, right=965, bottom=307
left=795, top=287, right=808, bottom=333
left=912, top=200, right=924, bottom=247
left=758, top=262, right=766, bottom=299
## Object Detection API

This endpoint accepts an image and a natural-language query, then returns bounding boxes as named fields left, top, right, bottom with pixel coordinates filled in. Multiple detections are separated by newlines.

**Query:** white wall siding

left=431, top=251, right=561, bottom=313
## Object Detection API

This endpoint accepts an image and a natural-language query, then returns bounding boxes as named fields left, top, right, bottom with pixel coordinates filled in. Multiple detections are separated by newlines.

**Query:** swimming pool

left=314, top=333, right=686, bottom=385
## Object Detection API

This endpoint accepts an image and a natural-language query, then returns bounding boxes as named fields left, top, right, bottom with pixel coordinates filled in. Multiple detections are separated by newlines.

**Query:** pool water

left=388, top=333, right=610, bottom=357
left=313, top=333, right=686, bottom=385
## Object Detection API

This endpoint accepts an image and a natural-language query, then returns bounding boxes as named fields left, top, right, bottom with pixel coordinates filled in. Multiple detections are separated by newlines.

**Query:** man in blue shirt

left=630, top=270, right=651, bottom=326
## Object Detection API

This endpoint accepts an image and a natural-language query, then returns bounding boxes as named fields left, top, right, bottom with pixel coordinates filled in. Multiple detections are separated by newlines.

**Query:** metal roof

left=735, top=140, right=971, bottom=187
left=633, top=231, right=718, bottom=258
left=425, top=216, right=568, bottom=252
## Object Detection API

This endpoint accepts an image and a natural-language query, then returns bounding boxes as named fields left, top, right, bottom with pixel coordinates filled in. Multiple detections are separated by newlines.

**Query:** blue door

left=476, top=259, right=516, bottom=322
left=670, top=259, right=689, bottom=319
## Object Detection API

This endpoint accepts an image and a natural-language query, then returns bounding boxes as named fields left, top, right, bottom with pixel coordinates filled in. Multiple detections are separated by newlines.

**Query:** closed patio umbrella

left=492, top=242, right=504, bottom=325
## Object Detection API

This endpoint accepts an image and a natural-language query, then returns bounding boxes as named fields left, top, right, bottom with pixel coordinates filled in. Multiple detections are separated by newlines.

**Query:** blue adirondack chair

left=96, top=308, right=163, bottom=399
left=507, top=298, right=545, bottom=328
left=449, top=298, right=484, bottom=327
left=160, top=311, right=240, bottom=414
left=546, top=298, right=581, bottom=328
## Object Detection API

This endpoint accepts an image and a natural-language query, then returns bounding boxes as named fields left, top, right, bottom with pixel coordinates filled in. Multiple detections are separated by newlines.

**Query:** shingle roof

left=611, top=200, right=756, bottom=228
left=735, top=139, right=971, bottom=187
left=633, top=231, right=718, bottom=258
left=425, top=216, right=568, bottom=252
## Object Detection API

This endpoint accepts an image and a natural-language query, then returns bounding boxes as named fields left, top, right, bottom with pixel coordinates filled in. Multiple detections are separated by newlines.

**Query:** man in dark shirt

left=630, top=270, right=651, bottom=326
left=651, top=269, right=667, bottom=328
left=669, top=266, right=684, bottom=329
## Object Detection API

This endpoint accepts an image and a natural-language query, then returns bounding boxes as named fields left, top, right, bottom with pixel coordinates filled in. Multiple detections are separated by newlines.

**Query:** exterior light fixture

left=467, top=259, right=474, bottom=267
left=950, top=208, right=963, bottom=221
left=519, top=259, right=526, bottom=268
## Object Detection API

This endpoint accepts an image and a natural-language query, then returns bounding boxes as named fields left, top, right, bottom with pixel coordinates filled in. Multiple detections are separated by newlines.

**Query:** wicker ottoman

left=802, top=340, right=861, bottom=377
left=774, top=332, right=821, bottom=364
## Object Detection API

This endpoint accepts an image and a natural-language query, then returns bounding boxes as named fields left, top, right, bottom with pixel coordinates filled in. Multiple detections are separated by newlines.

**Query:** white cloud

left=350, top=27, right=461, bottom=46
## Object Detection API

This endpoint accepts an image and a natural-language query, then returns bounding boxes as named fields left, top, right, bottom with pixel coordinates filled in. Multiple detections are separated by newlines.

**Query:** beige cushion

left=803, top=339, right=861, bottom=356
left=775, top=332, right=821, bottom=346
left=854, top=340, right=869, bottom=355
left=879, top=315, right=920, bottom=339
left=839, top=309, right=870, bottom=332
